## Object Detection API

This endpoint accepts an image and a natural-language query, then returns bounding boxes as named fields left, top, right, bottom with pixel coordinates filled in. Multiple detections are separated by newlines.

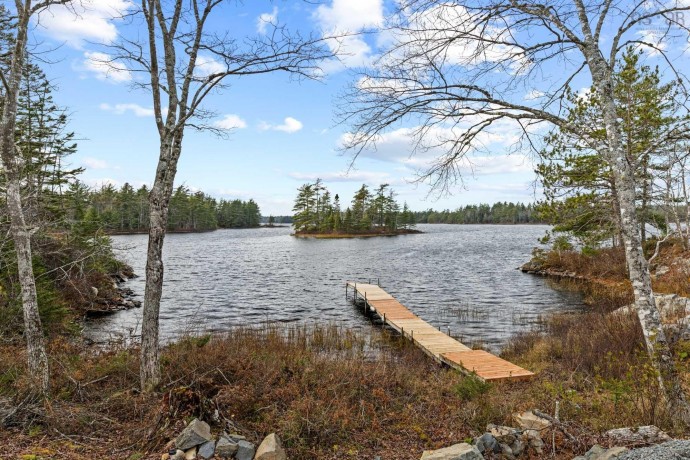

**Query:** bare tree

left=104, top=0, right=333, bottom=390
left=340, top=0, right=690, bottom=422
left=0, top=0, right=71, bottom=394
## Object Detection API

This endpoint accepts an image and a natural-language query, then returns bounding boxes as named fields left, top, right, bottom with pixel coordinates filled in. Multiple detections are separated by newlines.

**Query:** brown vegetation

left=1, top=319, right=688, bottom=459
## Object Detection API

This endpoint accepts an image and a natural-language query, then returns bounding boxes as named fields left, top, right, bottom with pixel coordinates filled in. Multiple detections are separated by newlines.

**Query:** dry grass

left=1, top=318, right=688, bottom=460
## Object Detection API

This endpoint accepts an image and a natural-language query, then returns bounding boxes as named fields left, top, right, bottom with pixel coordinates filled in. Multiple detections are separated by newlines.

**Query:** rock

left=161, top=454, right=170, bottom=460
left=223, top=432, right=246, bottom=442
left=216, top=437, right=238, bottom=458
left=487, top=424, right=519, bottom=445
left=513, top=410, right=551, bottom=431
left=172, top=450, right=186, bottom=460
left=576, top=444, right=629, bottom=460
left=255, top=433, right=287, bottom=460
left=499, top=443, right=516, bottom=460
left=420, top=443, right=484, bottom=460
left=176, top=419, right=213, bottom=451
left=523, top=429, right=544, bottom=453
left=656, top=265, right=670, bottom=276
left=90, top=286, right=98, bottom=296
left=236, top=439, right=256, bottom=460
left=184, top=447, right=197, bottom=459
left=511, top=438, right=526, bottom=456
left=617, top=440, right=690, bottom=460
left=197, top=440, right=215, bottom=460
left=473, top=433, right=500, bottom=454
left=604, top=426, right=672, bottom=446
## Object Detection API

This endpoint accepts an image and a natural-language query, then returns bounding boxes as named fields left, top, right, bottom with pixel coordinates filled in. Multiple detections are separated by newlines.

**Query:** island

left=292, top=180, right=421, bottom=238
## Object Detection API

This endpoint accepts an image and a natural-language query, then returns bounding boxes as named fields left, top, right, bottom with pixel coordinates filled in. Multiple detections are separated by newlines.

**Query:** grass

left=1, top=318, right=688, bottom=459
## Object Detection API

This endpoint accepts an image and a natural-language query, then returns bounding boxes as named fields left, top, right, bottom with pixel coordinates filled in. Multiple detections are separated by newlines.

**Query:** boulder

left=487, top=424, right=519, bottom=445
left=420, top=443, right=483, bottom=460
left=573, top=444, right=629, bottom=460
left=235, top=440, right=256, bottom=460
left=216, top=437, right=238, bottom=458
left=513, top=410, right=551, bottom=431
left=171, top=450, right=186, bottom=460
left=255, top=433, right=287, bottom=460
left=473, top=433, right=500, bottom=454
left=197, top=440, right=215, bottom=460
left=604, top=425, right=671, bottom=446
left=175, top=419, right=213, bottom=451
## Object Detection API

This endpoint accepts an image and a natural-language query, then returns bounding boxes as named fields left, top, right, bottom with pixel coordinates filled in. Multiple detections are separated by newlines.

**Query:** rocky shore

left=84, top=270, right=142, bottom=315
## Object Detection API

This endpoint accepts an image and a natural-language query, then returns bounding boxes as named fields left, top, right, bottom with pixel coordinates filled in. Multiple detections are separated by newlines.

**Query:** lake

left=85, top=224, right=584, bottom=350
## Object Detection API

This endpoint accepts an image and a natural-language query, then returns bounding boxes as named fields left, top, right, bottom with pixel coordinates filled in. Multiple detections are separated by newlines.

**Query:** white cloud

left=195, top=55, right=225, bottom=78
left=259, top=117, right=303, bottom=133
left=82, top=157, right=110, bottom=169
left=340, top=118, right=531, bottom=175
left=314, top=0, right=384, bottom=73
left=213, top=114, right=247, bottom=130
left=82, top=51, right=132, bottom=82
left=36, top=0, right=132, bottom=48
left=314, top=0, right=383, bottom=32
left=100, top=102, right=155, bottom=117
left=257, top=7, right=278, bottom=34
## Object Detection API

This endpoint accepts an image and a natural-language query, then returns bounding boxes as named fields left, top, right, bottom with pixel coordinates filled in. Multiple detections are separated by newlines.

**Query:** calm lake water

left=85, top=224, right=584, bottom=351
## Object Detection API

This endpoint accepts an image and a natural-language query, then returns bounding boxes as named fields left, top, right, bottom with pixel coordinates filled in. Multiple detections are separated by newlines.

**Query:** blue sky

left=28, top=0, right=689, bottom=215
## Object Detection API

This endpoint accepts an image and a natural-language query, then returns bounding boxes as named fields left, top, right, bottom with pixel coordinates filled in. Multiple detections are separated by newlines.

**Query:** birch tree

left=105, top=0, right=332, bottom=390
left=340, top=0, right=690, bottom=422
left=0, top=0, right=71, bottom=394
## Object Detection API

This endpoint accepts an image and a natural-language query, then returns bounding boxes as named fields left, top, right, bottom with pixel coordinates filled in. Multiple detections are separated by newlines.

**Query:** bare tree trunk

left=589, top=52, right=689, bottom=422
left=0, top=7, right=49, bottom=395
left=140, top=134, right=180, bottom=390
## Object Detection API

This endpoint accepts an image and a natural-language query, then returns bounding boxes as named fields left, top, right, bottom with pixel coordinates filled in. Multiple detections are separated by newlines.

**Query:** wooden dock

left=346, top=282, right=534, bottom=382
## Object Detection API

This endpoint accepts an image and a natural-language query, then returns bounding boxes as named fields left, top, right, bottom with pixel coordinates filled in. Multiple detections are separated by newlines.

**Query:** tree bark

left=588, top=50, right=689, bottom=423
left=140, top=133, right=181, bottom=390
left=0, top=5, right=49, bottom=395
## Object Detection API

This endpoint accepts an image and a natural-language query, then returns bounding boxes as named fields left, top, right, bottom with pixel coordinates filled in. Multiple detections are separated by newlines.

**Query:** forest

left=84, top=183, right=261, bottom=232
left=414, top=202, right=543, bottom=225
left=292, top=180, right=416, bottom=235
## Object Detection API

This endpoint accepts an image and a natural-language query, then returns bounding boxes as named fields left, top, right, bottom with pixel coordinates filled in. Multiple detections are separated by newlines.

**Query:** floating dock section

left=346, top=282, right=534, bottom=382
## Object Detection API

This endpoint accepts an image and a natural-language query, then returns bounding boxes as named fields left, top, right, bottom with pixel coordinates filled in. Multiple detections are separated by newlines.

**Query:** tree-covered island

left=292, top=179, right=420, bottom=237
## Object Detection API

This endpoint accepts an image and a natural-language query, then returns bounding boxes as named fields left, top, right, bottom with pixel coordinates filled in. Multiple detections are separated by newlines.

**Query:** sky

left=26, top=0, right=690, bottom=215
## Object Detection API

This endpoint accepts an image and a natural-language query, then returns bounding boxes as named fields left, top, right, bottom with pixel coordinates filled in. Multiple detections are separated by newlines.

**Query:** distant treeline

left=414, top=202, right=544, bottom=225
left=83, top=183, right=261, bottom=232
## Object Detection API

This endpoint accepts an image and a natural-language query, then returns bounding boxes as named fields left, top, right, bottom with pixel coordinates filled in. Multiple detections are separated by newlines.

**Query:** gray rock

left=487, top=424, right=519, bottom=445
left=172, top=450, right=186, bottom=460
left=513, top=411, right=551, bottom=431
left=223, top=432, right=247, bottom=442
left=236, top=439, right=256, bottom=460
left=197, top=440, right=215, bottom=460
left=523, top=429, right=544, bottom=453
left=255, top=433, right=287, bottom=460
left=176, top=419, right=213, bottom=451
left=511, top=438, right=525, bottom=456
left=420, top=443, right=484, bottom=460
left=617, top=440, right=690, bottom=460
left=577, top=444, right=629, bottom=460
left=473, top=432, right=500, bottom=454
left=499, top=443, right=516, bottom=460
left=216, top=437, right=238, bottom=458
left=605, top=425, right=672, bottom=445
left=216, top=437, right=239, bottom=458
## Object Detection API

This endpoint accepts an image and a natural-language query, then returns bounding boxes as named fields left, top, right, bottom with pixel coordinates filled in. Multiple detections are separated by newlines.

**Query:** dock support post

left=377, top=278, right=380, bottom=287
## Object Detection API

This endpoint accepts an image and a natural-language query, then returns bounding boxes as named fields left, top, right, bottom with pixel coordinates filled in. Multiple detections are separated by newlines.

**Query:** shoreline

left=293, top=229, right=423, bottom=239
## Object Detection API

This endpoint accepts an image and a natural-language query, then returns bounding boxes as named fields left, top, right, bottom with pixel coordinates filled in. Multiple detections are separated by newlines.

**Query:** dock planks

left=347, top=282, right=534, bottom=382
